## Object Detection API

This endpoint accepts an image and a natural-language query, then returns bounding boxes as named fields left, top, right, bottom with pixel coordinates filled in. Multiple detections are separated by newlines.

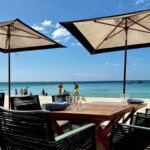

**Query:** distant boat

left=136, top=80, right=143, bottom=84
left=128, top=81, right=132, bottom=84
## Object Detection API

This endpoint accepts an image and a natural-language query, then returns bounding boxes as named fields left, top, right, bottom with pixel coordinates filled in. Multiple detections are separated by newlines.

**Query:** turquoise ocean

left=0, top=81, right=150, bottom=98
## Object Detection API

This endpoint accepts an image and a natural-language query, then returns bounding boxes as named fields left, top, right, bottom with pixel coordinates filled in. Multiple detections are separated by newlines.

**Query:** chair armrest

left=55, top=123, right=96, bottom=150
left=125, top=123, right=150, bottom=130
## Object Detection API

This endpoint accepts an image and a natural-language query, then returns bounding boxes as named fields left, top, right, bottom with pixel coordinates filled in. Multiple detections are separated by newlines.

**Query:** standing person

left=74, top=82, right=79, bottom=95
left=24, top=86, right=28, bottom=95
left=15, top=89, right=18, bottom=95
left=41, top=89, right=46, bottom=96
left=20, top=88, right=24, bottom=95
left=58, top=83, right=63, bottom=95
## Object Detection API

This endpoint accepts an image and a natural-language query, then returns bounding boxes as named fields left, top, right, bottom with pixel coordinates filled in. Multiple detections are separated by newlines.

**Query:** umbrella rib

left=11, top=33, right=41, bottom=39
left=106, top=14, right=150, bottom=40
left=94, top=18, right=124, bottom=51
left=125, top=13, right=150, bottom=33
left=93, top=14, right=150, bottom=31
left=94, top=20, right=124, bottom=29
left=106, top=28, right=124, bottom=40
left=107, top=26, right=150, bottom=41
left=113, top=14, right=150, bottom=36
left=0, top=32, right=41, bottom=39
left=10, top=34, right=41, bottom=39
left=94, top=13, right=150, bottom=32
left=128, top=17, right=150, bottom=32
left=11, top=26, right=50, bottom=41
left=5, top=33, right=9, bottom=52
left=12, top=26, right=43, bottom=38
left=95, top=13, right=150, bottom=43
left=0, top=25, right=51, bottom=41
left=128, top=13, right=150, bottom=28
left=129, top=27, right=150, bottom=33
left=0, top=21, right=57, bottom=43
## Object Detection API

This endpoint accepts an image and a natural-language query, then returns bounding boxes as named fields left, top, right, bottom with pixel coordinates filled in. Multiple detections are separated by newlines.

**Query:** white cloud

left=64, top=36, right=71, bottom=42
left=71, top=42, right=81, bottom=46
left=41, top=20, right=52, bottom=27
left=52, top=28, right=70, bottom=39
left=104, top=62, right=109, bottom=66
left=77, top=42, right=81, bottom=46
left=133, top=63, right=137, bottom=66
left=76, top=73, right=96, bottom=77
left=113, top=63, right=120, bottom=66
left=71, top=42, right=76, bottom=46
left=32, top=21, right=71, bottom=42
left=55, top=23, right=60, bottom=28
left=135, top=0, right=146, bottom=5
left=32, top=25, right=45, bottom=31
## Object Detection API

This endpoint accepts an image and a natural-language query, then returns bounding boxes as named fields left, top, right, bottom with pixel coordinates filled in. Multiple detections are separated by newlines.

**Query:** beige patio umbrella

left=0, top=19, right=64, bottom=107
left=60, top=9, right=150, bottom=95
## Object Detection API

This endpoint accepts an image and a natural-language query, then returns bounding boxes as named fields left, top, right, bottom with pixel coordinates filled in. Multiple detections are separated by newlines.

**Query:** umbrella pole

left=123, top=18, right=128, bottom=95
left=7, top=25, right=11, bottom=109
left=8, top=47, right=11, bottom=109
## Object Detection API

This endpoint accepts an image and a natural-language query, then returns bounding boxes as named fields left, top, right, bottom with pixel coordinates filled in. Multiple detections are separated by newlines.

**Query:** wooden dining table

left=51, top=102, right=146, bottom=150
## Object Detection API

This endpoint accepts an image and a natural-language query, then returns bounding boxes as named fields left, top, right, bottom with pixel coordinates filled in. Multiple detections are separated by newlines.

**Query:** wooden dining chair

left=130, top=112, right=150, bottom=127
left=110, top=123, right=150, bottom=150
left=0, top=93, right=5, bottom=107
left=0, top=106, right=96, bottom=150
left=10, top=95, right=72, bottom=134
left=10, top=95, right=41, bottom=110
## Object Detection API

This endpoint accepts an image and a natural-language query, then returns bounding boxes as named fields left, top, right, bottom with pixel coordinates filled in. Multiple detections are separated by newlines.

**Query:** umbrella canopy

left=0, top=19, right=64, bottom=105
left=60, top=9, right=150, bottom=95
left=0, top=19, right=63, bottom=52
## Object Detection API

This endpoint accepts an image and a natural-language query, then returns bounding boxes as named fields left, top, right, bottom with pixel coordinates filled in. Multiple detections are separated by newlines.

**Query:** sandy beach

left=3, top=95, right=150, bottom=113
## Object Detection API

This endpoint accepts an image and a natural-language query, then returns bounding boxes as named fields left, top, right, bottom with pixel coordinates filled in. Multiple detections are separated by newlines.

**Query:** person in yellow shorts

left=74, top=82, right=79, bottom=95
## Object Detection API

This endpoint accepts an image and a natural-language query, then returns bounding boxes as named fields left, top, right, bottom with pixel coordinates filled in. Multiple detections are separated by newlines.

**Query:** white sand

left=4, top=95, right=150, bottom=113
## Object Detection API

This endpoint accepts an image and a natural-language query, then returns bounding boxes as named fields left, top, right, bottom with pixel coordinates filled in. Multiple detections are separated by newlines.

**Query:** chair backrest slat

left=10, top=95, right=41, bottom=110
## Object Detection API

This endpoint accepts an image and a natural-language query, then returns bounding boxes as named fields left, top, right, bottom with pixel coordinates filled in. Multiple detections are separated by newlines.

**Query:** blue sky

left=0, top=0, right=150, bottom=82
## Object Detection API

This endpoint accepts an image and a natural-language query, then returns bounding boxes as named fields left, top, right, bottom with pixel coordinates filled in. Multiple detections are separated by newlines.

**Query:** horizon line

left=0, top=80, right=148, bottom=83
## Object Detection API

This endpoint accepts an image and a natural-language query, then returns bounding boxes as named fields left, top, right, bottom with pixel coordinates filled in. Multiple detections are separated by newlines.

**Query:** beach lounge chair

left=0, top=106, right=96, bottom=150
left=0, top=93, right=5, bottom=107
left=10, top=95, right=41, bottom=110
left=109, top=123, right=150, bottom=150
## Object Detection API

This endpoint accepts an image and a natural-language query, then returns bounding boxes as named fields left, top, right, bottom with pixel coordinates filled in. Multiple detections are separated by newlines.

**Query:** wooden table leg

left=122, top=109, right=135, bottom=123
left=96, top=115, right=125, bottom=150
left=52, top=120, right=64, bottom=135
